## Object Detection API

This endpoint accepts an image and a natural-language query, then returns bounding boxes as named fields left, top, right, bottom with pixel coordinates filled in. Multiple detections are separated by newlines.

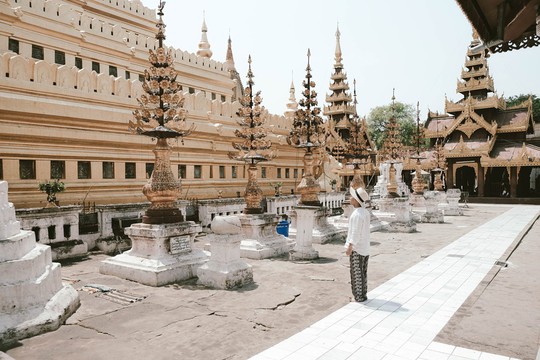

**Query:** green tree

left=366, top=101, right=416, bottom=150
left=505, top=94, right=540, bottom=122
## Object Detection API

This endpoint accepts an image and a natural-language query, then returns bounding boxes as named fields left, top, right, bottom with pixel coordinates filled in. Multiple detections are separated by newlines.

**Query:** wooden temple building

left=418, top=33, right=539, bottom=198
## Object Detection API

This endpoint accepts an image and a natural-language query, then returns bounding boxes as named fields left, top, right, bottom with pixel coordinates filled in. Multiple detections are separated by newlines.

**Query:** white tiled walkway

left=251, top=206, right=539, bottom=360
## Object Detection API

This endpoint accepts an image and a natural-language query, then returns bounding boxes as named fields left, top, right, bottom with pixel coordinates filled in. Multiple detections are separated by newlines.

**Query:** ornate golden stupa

left=287, top=49, right=326, bottom=206
left=229, top=56, right=274, bottom=214
left=129, top=1, right=194, bottom=224
left=380, top=90, right=403, bottom=196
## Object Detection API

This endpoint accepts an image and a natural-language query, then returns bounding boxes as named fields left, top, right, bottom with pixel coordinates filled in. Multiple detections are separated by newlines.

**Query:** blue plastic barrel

left=276, top=220, right=289, bottom=237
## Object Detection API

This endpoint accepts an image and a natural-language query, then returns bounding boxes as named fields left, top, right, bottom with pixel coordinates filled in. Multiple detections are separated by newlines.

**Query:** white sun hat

left=349, top=186, right=370, bottom=204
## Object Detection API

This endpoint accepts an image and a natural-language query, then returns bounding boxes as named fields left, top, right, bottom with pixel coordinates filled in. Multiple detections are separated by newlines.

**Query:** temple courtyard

left=2, top=203, right=539, bottom=360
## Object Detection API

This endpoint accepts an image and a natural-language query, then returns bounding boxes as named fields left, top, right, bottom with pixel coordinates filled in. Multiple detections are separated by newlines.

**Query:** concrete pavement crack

left=75, top=323, right=115, bottom=338
left=257, top=293, right=301, bottom=310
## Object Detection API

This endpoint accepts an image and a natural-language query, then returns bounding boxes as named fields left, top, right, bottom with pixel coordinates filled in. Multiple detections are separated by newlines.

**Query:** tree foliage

left=366, top=101, right=417, bottom=150
left=505, top=94, right=540, bottom=122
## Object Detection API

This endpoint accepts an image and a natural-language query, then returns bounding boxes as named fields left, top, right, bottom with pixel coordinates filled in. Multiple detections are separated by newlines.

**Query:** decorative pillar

left=197, top=216, right=253, bottom=289
left=477, top=163, right=485, bottom=197
left=510, top=166, right=518, bottom=198
left=289, top=206, right=319, bottom=260
left=447, top=159, right=454, bottom=188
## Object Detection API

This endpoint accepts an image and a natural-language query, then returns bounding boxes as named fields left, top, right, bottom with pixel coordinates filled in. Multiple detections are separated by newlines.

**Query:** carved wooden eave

left=444, top=134, right=491, bottom=158
left=496, top=105, right=533, bottom=134
left=323, top=104, right=355, bottom=116
left=455, top=0, right=540, bottom=54
left=325, top=92, right=352, bottom=103
left=456, top=76, right=494, bottom=93
left=461, top=66, right=488, bottom=80
left=506, top=97, right=535, bottom=133
left=328, top=82, right=349, bottom=91
left=334, top=117, right=352, bottom=129
left=424, top=116, right=454, bottom=139
left=481, top=143, right=540, bottom=167
left=330, top=73, right=346, bottom=81
left=446, top=100, right=497, bottom=138
left=445, top=95, right=506, bottom=114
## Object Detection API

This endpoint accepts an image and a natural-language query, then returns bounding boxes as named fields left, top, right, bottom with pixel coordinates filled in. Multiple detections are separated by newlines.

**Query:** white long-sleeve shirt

left=344, top=207, right=371, bottom=256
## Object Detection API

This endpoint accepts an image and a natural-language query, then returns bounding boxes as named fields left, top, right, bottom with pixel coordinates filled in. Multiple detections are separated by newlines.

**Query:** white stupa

left=0, top=181, right=79, bottom=347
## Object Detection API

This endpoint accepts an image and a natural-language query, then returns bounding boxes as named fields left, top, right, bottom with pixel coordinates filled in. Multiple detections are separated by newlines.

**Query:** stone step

left=0, top=244, right=51, bottom=286
left=0, top=230, right=36, bottom=262
left=0, top=263, right=62, bottom=315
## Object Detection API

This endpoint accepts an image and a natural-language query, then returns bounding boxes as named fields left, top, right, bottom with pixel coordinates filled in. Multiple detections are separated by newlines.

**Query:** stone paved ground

left=2, top=204, right=539, bottom=360
left=436, top=205, right=540, bottom=360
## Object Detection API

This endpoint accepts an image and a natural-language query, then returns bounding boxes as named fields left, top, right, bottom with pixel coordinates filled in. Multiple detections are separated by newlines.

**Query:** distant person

left=344, top=187, right=371, bottom=302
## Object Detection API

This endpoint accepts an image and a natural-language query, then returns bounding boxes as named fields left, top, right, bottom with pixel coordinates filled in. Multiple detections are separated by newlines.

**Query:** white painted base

left=0, top=229, right=79, bottom=347
left=198, top=216, right=253, bottom=289
left=421, top=211, right=445, bottom=223
left=100, top=249, right=208, bottom=287
left=238, top=213, right=295, bottom=259
left=288, top=206, right=319, bottom=260
left=329, top=206, right=383, bottom=234
left=444, top=198, right=463, bottom=216
left=289, top=207, right=345, bottom=244
left=198, top=260, right=253, bottom=289
left=409, top=193, right=426, bottom=208
left=386, top=220, right=417, bottom=233
left=100, top=221, right=208, bottom=287
left=0, top=284, right=79, bottom=347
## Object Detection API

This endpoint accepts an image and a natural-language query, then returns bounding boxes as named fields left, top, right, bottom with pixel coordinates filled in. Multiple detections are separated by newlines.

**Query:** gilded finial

left=353, top=79, right=358, bottom=106
left=247, top=55, right=254, bottom=87
left=156, top=0, right=166, bottom=47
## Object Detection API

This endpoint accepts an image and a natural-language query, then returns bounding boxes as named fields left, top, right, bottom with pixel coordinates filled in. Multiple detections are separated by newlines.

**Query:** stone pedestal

left=330, top=202, right=383, bottom=233
left=239, top=213, right=294, bottom=259
left=409, top=193, right=426, bottom=208
left=100, top=221, right=208, bottom=286
left=0, top=181, right=79, bottom=347
left=374, top=197, right=416, bottom=233
left=444, top=189, right=463, bottom=216
left=198, top=216, right=253, bottom=289
left=288, top=206, right=319, bottom=260
left=329, top=202, right=354, bottom=229
left=421, top=191, right=445, bottom=223
left=387, top=198, right=416, bottom=232
left=289, top=207, right=346, bottom=244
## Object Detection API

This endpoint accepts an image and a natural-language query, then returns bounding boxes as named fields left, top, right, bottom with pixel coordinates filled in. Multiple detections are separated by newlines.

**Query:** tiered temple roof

left=323, top=26, right=355, bottom=139
left=423, top=34, right=537, bottom=168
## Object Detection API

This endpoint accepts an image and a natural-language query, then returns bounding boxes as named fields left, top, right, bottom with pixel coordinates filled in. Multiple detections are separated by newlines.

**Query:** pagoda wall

left=0, top=0, right=301, bottom=208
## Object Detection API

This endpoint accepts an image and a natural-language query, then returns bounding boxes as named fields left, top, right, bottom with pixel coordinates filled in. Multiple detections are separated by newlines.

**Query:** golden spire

left=225, top=35, right=235, bottom=69
left=335, top=24, right=342, bottom=66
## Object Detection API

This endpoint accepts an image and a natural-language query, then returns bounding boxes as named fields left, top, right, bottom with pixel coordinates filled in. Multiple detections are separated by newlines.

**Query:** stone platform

left=100, top=221, right=208, bottom=286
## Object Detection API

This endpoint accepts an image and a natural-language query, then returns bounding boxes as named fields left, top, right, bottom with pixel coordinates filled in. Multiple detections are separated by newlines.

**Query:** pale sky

left=140, top=0, right=540, bottom=120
